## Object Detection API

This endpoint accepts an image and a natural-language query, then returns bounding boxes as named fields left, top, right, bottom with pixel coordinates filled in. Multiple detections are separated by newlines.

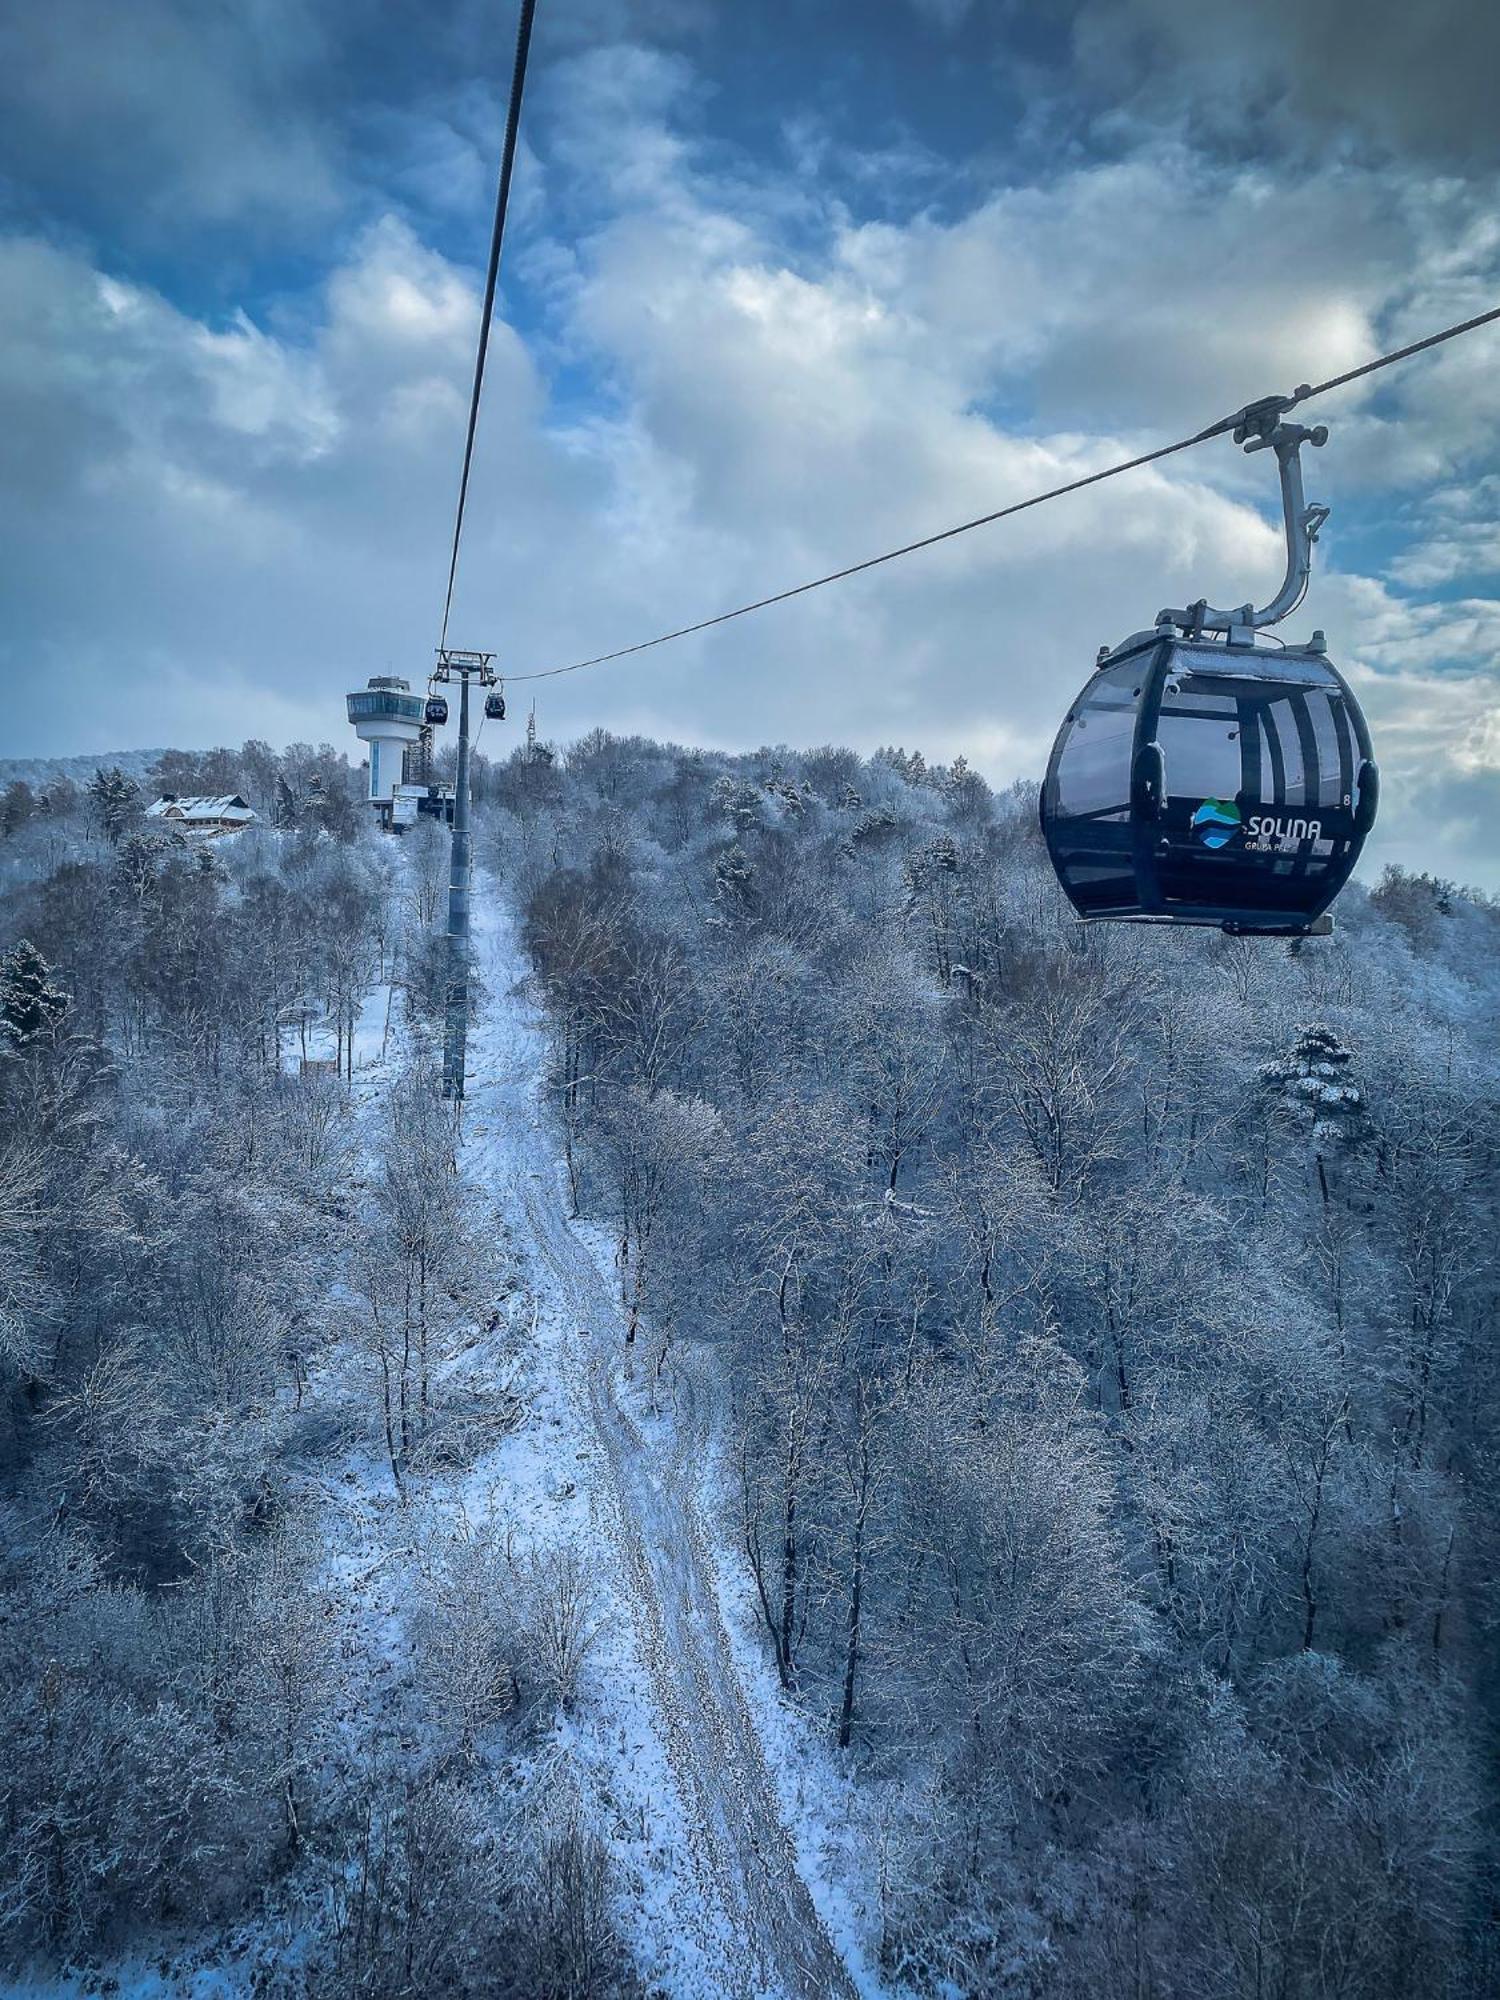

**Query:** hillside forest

left=0, top=732, right=1496, bottom=1998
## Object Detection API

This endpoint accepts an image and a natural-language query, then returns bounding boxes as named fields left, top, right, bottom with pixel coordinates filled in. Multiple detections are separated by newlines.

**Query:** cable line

left=438, top=0, right=538, bottom=656
left=1285, top=301, right=1500, bottom=404
left=504, top=299, right=1500, bottom=685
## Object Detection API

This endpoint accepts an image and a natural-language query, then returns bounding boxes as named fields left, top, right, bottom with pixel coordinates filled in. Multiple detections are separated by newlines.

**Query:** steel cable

left=437, top=0, right=538, bottom=656
left=502, top=300, right=1500, bottom=684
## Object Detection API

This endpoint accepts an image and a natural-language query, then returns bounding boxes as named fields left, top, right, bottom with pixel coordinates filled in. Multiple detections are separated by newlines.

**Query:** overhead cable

left=437, top=0, right=538, bottom=657
left=504, top=299, right=1500, bottom=684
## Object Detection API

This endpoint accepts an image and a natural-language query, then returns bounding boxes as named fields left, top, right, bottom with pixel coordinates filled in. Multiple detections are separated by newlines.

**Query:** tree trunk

left=838, top=1393, right=871, bottom=1751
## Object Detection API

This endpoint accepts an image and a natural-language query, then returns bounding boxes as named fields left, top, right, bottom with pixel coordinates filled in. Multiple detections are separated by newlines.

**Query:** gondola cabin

left=425, top=695, right=449, bottom=726
left=1039, top=396, right=1378, bottom=936
left=484, top=691, right=507, bottom=721
left=1040, top=629, right=1377, bottom=936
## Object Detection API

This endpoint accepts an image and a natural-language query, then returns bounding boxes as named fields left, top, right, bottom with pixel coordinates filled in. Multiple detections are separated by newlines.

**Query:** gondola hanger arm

left=1159, top=394, right=1330, bottom=641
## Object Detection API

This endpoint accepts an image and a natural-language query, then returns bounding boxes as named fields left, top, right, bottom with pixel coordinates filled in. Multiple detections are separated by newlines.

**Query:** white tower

left=346, top=675, right=425, bottom=806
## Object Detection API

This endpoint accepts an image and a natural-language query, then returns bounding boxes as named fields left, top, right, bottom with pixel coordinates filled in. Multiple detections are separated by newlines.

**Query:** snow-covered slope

left=463, top=882, right=873, bottom=1999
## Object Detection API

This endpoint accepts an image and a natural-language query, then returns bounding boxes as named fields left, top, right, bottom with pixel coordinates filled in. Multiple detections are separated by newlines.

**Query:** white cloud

left=2, top=30, right=1498, bottom=888
left=1388, top=478, right=1500, bottom=588
left=1317, top=576, right=1500, bottom=887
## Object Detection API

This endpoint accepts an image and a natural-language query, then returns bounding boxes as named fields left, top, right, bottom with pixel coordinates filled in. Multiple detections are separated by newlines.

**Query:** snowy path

left=463, top=888, right=859, bottom=2000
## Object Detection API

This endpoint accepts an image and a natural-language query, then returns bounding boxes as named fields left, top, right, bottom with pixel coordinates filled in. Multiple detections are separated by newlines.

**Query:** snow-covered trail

left=462, top=886, right=860, bottom=2000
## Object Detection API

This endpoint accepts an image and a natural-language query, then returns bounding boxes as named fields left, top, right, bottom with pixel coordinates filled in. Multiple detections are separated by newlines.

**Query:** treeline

left=0, top=798, right=636, bottom=1996
left=507, top=729, right=1500, bottom=1999
left=2, top=737, right=371, bottom=843
left=1, top=725, right=545, bottom=851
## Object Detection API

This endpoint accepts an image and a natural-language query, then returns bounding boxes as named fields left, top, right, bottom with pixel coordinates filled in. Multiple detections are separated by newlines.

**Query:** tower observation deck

left=346, top=676, right=424, bottom=805
left=346, top=675, right=454, bottom=830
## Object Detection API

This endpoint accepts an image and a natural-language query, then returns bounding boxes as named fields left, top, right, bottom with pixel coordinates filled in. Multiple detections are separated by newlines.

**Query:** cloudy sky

left=3, top=0, right=1498, bottom=883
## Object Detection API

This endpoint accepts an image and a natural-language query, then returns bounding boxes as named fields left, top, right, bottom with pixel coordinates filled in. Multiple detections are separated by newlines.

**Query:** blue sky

left=2, top=0, right=1498, bottom=883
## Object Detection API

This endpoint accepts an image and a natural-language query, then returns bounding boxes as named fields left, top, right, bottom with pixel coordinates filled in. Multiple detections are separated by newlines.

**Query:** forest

left=0, top=732, right=1496, bottom=1998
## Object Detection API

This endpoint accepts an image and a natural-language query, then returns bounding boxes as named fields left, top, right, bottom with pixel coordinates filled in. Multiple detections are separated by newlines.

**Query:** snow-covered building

left=145, top=794, right=258, bottom=840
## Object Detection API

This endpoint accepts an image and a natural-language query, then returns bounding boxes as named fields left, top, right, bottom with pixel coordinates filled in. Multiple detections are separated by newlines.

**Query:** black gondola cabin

left=1040, top=631, right=1378, bottom=935
left=425, top=695, right=449, bottom=726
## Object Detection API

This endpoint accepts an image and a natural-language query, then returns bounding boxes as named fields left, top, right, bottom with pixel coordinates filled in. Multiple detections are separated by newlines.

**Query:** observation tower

left=346, top=676, right=425, bottom=808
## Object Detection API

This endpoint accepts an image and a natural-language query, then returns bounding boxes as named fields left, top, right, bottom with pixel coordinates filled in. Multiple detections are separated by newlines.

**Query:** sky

left=2, top=0, right=1498, bottom=885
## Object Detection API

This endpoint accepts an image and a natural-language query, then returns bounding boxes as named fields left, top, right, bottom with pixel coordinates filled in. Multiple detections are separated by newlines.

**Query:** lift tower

left=432, top=647, right=497, bottom=1101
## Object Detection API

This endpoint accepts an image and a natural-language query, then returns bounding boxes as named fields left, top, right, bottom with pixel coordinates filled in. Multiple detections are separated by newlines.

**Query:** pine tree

left=1, top=780, right=36, bottom=836
left=307, top=780, right=358, bottom=842
left=86, top=766, right=140, bottom=843
left=275, top=777, right=300, bottom=831
left=0, top=939, right=70, bottom=1048
left=712, top=844, right=755, bottom=915
left=945, top=753, right=992, bottom=819
left=1261, top=1022, right=1366, bottom=1147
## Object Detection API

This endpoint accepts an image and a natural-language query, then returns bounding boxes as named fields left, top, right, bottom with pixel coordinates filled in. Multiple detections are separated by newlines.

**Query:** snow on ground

left=463, top=879, right=883, bottom=1998
left=276, top=975, right=396, bottom=1074
left=349, top=977, right=397, bottom=1070
left=561, top=1206, right=892, bottom=1990
left=460, top=883, right=752, bottom=1997
left=251, top=871, right=739, bottom=1997
left=670, top=1372, right=891, bottom=1991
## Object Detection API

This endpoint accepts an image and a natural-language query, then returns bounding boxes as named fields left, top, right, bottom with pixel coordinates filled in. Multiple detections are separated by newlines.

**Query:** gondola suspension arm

left=1158, top=391, right=1330, bottom=642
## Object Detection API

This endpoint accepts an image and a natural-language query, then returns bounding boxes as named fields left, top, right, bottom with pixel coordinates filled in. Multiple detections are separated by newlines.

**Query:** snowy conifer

left=0, top=938, right=70, bottom=1048
left=1, top=780, right=35, bottom=836
left=1261, top=1021, right=1366, bottom=1146
left=85, top=765, right=140, bottom=843
left=713, top=843, right=755, bottom=913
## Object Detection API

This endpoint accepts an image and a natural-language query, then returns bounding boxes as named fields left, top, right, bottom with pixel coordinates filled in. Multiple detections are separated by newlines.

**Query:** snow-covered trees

left=349, top=1070, right=507, bottom=1495
left=513, top=731, right=1500, bottom=1998
left=3, top=722, right=1498, bottom=1996
left=84, top=765, right=140, bottom=844
left=0, top=938, right=69, bottom=1047
left=0, top=786, right=640, bottom=1992
left=1262, top=1021, right=1367, bottom=1147
left=595, top=1084, right=721, bottom=1357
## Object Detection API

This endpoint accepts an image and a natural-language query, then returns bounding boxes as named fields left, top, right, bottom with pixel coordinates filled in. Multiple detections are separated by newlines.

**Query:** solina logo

left=1191, top=798, right=1241, bottom=849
